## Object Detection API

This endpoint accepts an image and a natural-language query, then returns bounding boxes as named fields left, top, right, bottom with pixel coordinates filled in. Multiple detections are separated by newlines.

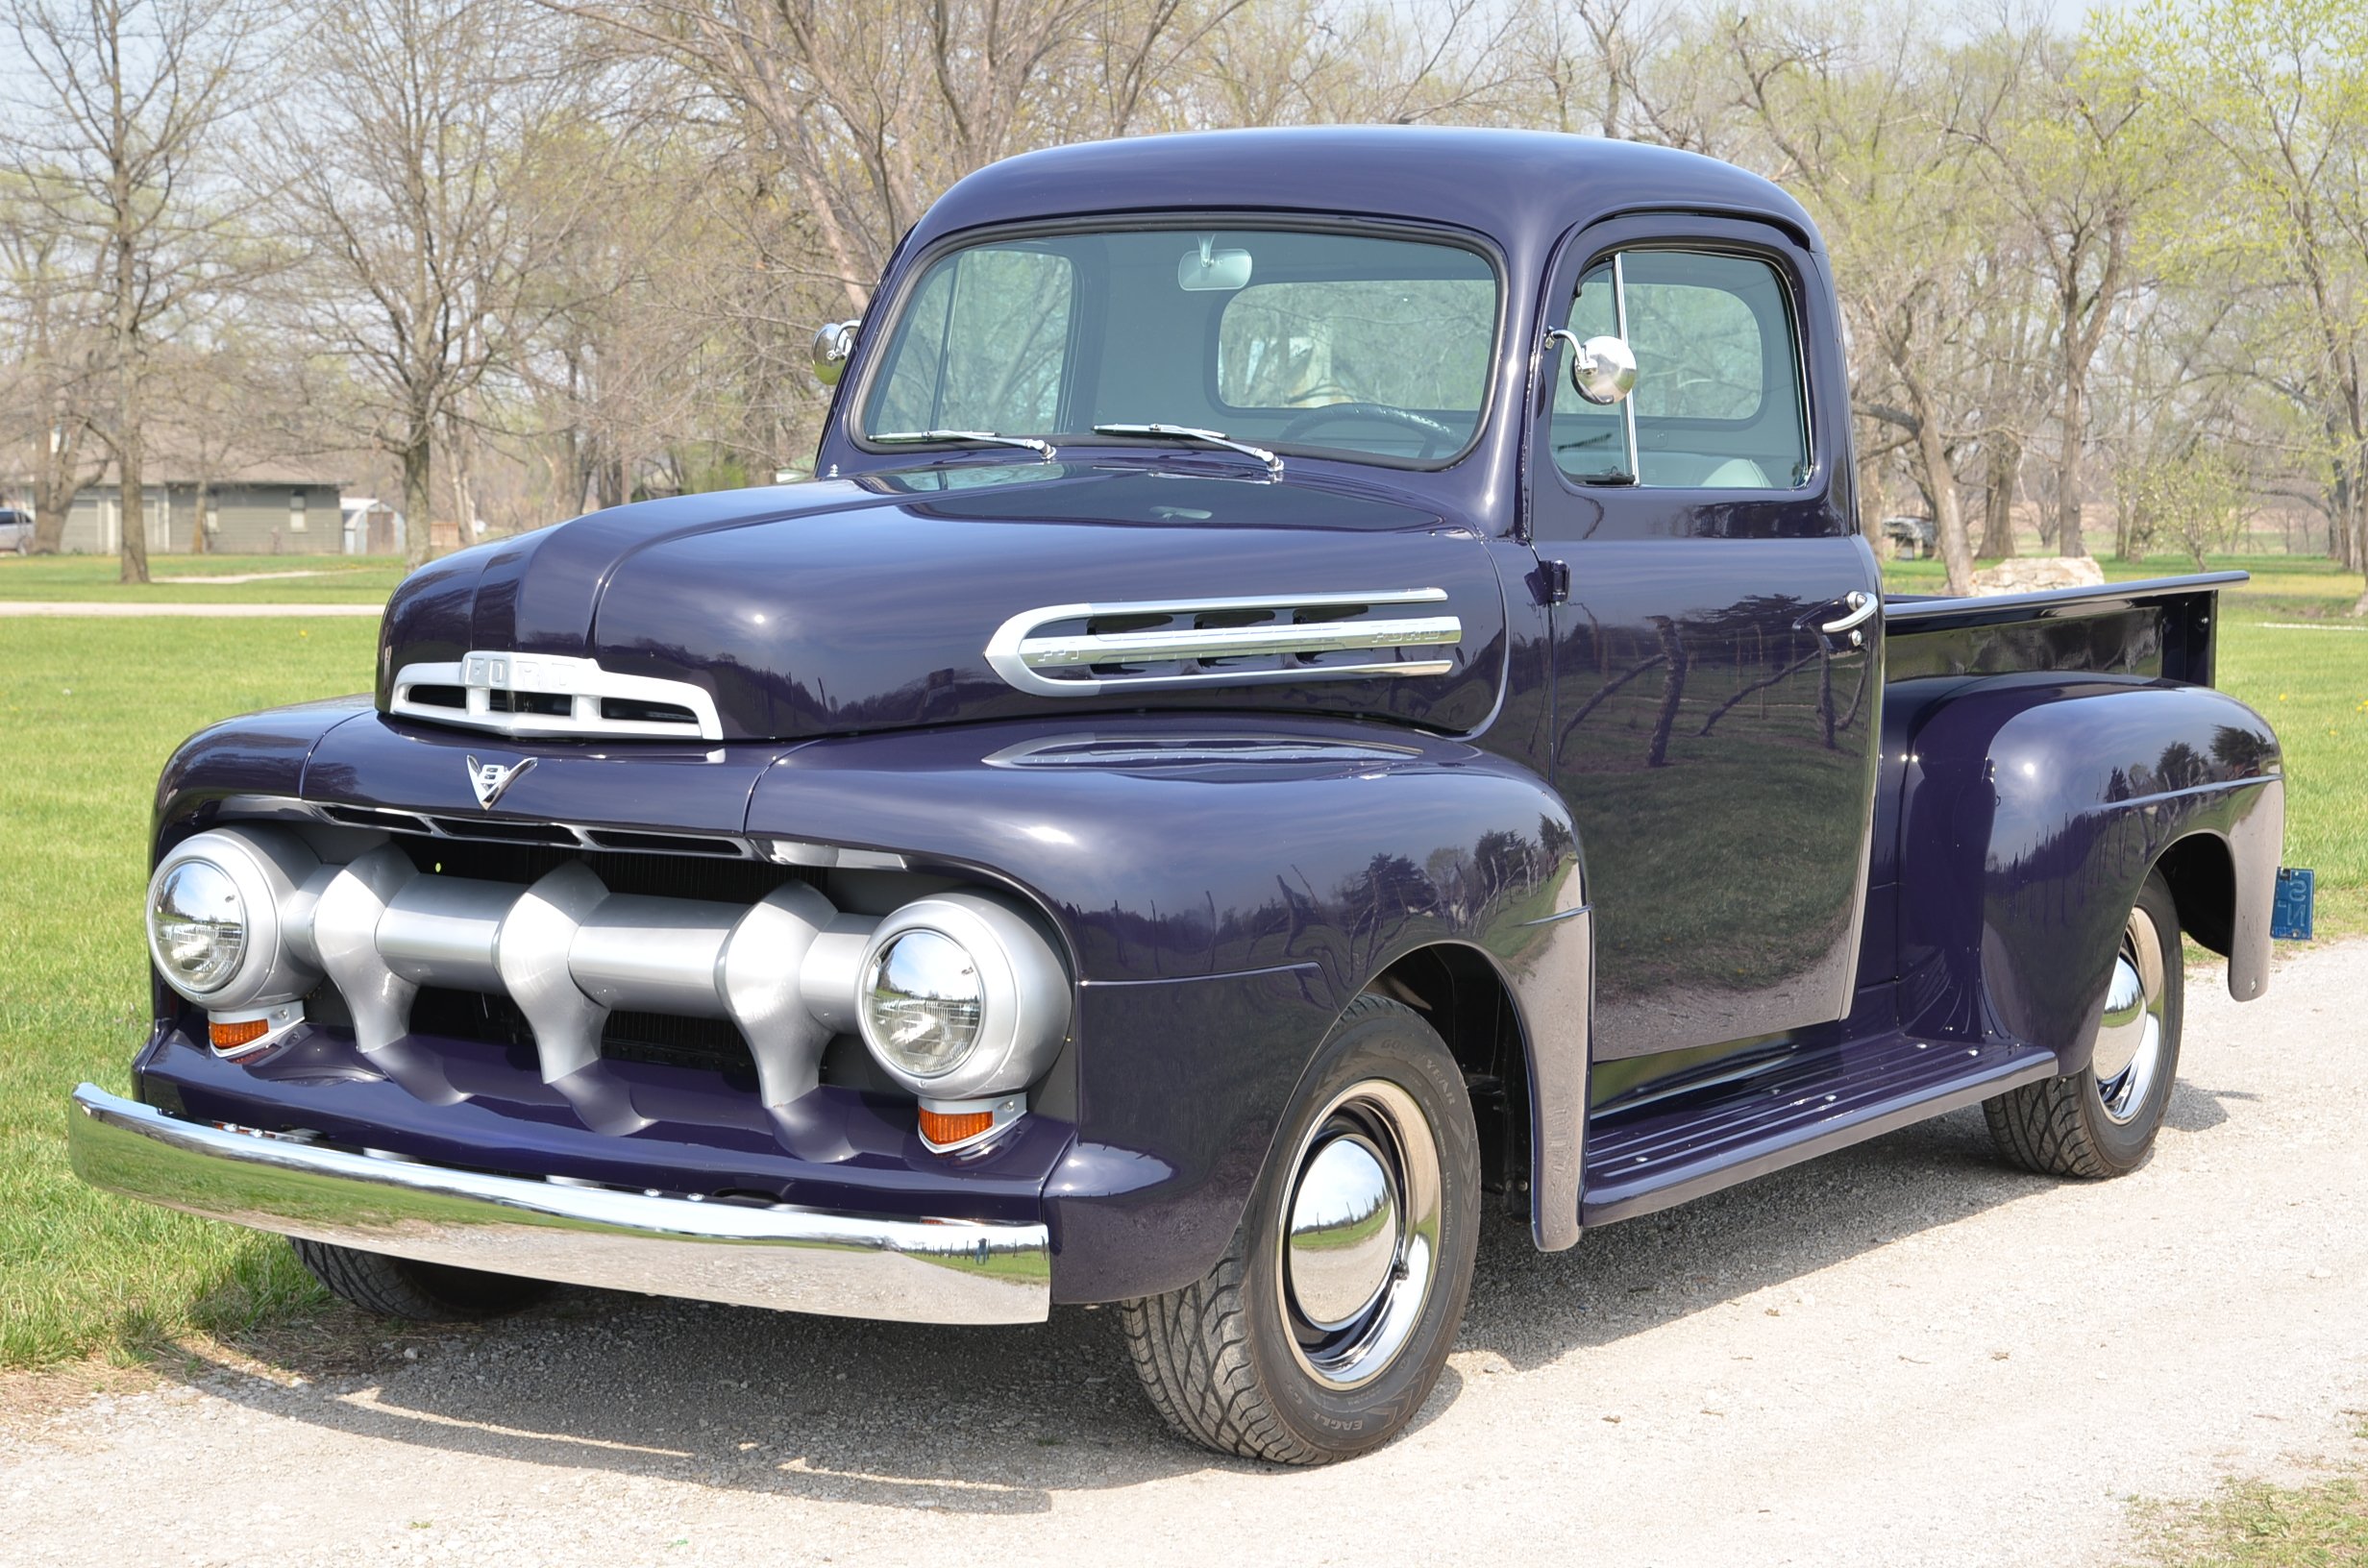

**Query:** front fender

left=1896, top=675, right=2281, bottom=1069
left=745, top=716, right=1583, bottom=1298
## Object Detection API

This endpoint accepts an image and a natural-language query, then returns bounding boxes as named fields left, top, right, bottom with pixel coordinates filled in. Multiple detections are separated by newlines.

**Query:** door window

left=1550, top=250, right=1808, bottom=490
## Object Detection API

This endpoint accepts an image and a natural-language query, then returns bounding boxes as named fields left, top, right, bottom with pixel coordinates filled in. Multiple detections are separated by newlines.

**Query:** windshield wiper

left=875, top=429, right=1056, bottom=461
left=1092, top=423, right=1282, bottom=475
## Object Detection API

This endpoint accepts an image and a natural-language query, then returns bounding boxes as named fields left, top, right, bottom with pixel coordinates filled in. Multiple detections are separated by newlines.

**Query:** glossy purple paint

left=120, top=130, right=2283, bottom=1311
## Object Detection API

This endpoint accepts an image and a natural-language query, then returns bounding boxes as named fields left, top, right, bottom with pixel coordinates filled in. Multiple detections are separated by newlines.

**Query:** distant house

left=6, top=447, right=358, bottom=555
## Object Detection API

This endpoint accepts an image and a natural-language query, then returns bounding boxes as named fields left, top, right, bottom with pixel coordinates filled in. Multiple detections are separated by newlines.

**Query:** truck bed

left=1883, top=571, right=2245, bottom=687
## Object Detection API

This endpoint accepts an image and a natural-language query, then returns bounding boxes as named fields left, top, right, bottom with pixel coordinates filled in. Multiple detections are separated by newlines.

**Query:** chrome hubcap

left=2093, top=906, right=2168, bottom=1124
left=1286, top=1134, right=1397, bottom=1329
left=1277, top=1079, right=1441, bottom=1391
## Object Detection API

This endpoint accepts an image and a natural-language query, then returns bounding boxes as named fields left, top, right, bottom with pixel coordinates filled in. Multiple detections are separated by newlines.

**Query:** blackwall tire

left=1985, top=870, right=2185, bottom=1179
left=291, top=1238, right=555, bottom=1321
left=1118, top=993, right=1481, bottom=1464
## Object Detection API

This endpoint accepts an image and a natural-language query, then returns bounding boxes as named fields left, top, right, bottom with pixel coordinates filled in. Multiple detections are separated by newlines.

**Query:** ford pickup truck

left=70, top=128, right=2284, bottom=1464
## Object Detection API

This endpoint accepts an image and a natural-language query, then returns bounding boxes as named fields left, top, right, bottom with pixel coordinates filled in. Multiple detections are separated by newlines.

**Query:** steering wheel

left=1275, top=402, right=1456, bottom=458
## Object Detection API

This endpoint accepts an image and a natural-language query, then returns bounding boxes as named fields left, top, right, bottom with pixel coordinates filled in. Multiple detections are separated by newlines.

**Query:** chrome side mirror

left=1547, top=329, right=1638, bottom=406
left=811, top=319, right=860, bottom=386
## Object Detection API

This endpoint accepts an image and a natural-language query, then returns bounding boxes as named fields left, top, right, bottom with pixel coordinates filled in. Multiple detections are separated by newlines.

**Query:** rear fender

left=1894, top=676, right=2281, bottom=1070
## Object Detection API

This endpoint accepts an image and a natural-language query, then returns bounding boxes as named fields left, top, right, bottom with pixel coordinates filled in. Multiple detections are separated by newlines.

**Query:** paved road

left=7, top=941, right=2364, bottom=1568
left=0, top=601, right=380, bottom=616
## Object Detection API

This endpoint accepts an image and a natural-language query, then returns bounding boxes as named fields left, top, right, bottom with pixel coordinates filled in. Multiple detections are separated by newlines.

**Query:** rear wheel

left=1985, top=870, right=2183, bottom=1178
left=1119, top=994, right=1481, bottom=1464
left=291, top=1238, right=555, bottom=1321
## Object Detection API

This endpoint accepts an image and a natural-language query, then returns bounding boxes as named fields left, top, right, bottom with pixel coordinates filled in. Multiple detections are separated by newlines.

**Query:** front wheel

left=1985, top=870, right=2184, bottom=1178
left=1119, top=994, right=1481, bottom=1464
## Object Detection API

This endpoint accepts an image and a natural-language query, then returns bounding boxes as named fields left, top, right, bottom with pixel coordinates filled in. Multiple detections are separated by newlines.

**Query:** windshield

left=859, top=226, right=1499, bottom=468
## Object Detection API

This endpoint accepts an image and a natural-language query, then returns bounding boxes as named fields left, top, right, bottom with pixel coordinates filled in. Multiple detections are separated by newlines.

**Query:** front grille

left=386, top=837, right=818, bottom=902
left=601, top=697, right=700, bottom=726
left=488, top=689, right=572, bottom=719
left=316, top=802, right=762, bottom=860
left=215, top=812, right=890, bottom=1107
left=410, top=986, right=758, bottom=1085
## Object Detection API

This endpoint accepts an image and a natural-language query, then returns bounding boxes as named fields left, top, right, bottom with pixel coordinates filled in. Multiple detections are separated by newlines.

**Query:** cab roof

left=911, top=126, right=1821, bottom=261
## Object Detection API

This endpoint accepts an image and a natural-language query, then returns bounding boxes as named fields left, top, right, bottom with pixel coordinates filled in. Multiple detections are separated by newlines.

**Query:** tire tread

left=291, top=1238, right=551, bottom=1321
left=1117, top=993, right=1457, bottom=1465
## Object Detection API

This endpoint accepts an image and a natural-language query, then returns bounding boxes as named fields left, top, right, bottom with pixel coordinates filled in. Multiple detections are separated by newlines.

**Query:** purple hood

left=375, top=462, right=1508, bottom=742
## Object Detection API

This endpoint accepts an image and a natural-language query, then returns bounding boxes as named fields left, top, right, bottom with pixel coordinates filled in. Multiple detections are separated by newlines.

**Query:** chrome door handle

left=1820, top=591, right=1880, bottom=634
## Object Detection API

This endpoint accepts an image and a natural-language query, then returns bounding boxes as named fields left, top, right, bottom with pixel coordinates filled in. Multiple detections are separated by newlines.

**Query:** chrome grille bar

left=201, top=826, right=864, bottom=1113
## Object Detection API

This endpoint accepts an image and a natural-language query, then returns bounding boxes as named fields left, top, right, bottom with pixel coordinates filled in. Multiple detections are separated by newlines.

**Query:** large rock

left=1968, top=555, right=2106, bottom=596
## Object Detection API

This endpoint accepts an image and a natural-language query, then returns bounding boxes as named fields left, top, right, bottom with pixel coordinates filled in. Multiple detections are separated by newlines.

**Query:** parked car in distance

left=71, top=128, right=2287, bottom=1465
left=0, top=506, right=32, bottom=553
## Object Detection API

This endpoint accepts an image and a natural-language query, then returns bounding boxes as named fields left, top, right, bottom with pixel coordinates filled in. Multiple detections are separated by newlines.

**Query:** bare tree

left=0, top=185, right=111, bottom=552
left=1961, top=28, right=2171, bottom=560
left=1728, top=7, right=1994, bottom=593
left=267, top=0, right=604, bottom=566
left=558, top=0, right=1252, bottom=314
left=6, top=0, right=265, bottom=580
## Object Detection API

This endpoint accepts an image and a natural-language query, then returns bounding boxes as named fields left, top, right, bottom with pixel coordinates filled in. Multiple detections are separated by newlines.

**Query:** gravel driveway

left=8, top=940, right=2364, bottom=1568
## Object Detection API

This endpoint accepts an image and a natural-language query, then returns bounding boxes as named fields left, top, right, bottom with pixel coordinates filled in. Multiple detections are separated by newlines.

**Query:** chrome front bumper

left=67, top=1085, right=1050, bottom=1325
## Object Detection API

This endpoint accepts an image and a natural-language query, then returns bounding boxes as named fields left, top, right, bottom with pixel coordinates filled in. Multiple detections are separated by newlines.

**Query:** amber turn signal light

left=209, top=1017, right=271, bottom=1051
left=919, top=1107, right=996, bottom=1147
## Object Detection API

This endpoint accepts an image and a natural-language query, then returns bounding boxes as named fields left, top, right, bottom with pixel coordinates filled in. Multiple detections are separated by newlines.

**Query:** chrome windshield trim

left=984, top=589, right=1460, bottom=698
left=68, top=1085, right=1050, bottom=1325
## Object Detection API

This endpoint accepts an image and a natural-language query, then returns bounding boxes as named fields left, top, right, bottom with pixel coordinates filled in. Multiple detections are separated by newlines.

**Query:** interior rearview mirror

left=811, top=318, right=860, bottom=385
left=1176, top=237, right=1252, bottom=292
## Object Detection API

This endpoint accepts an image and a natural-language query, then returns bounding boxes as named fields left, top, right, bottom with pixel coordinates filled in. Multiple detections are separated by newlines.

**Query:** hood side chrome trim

left=985, top=589, right=1462, bottom=698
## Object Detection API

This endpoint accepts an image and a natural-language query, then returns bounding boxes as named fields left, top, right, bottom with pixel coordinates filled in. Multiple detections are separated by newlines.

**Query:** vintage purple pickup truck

left=72, top=128, right=2285, bottom=1463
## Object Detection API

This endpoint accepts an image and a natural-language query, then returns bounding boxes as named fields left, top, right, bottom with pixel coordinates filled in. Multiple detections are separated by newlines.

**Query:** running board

left=1581, top=1034, right=2060, bottom=1225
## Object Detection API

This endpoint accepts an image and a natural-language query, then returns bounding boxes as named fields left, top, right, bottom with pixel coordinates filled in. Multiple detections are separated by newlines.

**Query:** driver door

left=1527, top=214, right=1884, bottom=1068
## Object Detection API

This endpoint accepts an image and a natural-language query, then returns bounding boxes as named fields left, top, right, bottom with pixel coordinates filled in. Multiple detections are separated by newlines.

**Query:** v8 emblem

left=466, top=754, right=537, bottom=810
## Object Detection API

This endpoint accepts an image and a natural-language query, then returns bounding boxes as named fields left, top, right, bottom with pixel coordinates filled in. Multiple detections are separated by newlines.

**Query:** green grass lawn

left=0, top=618, right=376, bottom=1364
left=0, top=551, right=404, bottom=603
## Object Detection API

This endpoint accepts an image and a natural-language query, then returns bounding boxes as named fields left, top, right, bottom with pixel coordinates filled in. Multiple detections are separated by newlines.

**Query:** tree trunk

left=33, top=500, right=70, bottom=554
left=110, top=13, right=149, bottom=586
left=2056, top=355, right=2087, bottom=559
left=29, top=429, right=87, bottom=553
left=402, top=437, right=434, bottom=569
left=116, top=425, right=149, bottom=583
left=1899, top=369, right=1974, bottom=596
left=114, top=291, right=149, bottom=583
left=1978, top=434, right=2020, bottom=558
left=1855, top=445, right=1885, bottom=547
left=192, top=476, right=210, bottom=555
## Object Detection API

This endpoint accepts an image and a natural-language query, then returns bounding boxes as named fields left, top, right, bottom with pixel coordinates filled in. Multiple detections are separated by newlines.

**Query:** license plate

left=2272, top=868, right=2315, bottom=941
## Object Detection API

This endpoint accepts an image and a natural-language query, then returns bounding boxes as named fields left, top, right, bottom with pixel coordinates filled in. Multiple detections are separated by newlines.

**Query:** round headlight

left=862, top=929, right=985, bottom=1077
left=150, top=860, right=249, bottom=994
left=143, top=826, right=324, bottom=1010
left=847, top=891, right=1069, bottom=1099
